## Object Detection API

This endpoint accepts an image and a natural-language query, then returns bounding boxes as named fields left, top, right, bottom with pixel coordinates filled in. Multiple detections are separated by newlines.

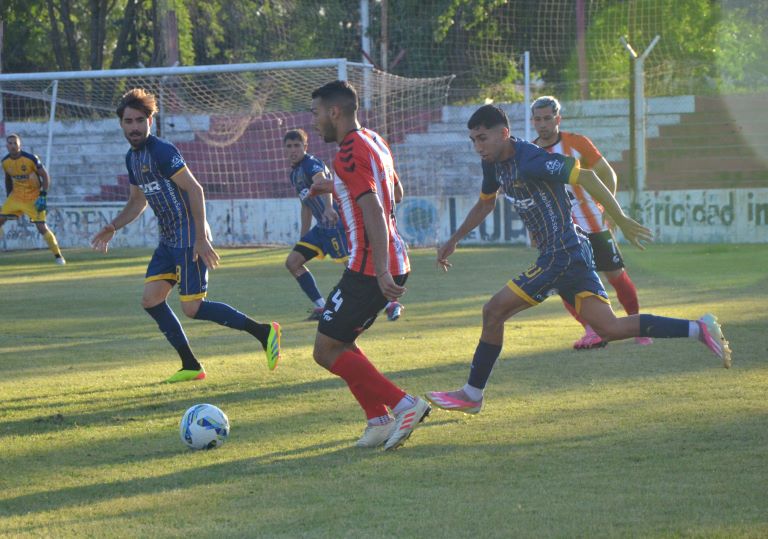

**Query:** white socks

left=391, top=394, right=416, bottom=414
left=462, top=383, right=484, bottom=402
left=688, top=321, right=701, bottom=339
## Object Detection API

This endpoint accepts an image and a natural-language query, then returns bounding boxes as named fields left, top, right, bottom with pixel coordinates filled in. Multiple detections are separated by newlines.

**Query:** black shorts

left=317, top=269, right=408, bottom=343
left=587, top=230, right=625, bottom=272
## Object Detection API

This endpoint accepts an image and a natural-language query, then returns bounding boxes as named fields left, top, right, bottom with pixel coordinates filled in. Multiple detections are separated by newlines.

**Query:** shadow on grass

left=2, top=333, right=752, bottom=440
left=3, top=411, right=767, bottom=526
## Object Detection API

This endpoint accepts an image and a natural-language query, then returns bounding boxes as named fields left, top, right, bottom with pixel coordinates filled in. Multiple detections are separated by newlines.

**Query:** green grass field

left=1, top=244, right=766, bottom=538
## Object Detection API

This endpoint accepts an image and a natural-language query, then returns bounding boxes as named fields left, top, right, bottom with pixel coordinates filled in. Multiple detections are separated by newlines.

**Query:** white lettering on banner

left=2, top=189, right=768, bottom=251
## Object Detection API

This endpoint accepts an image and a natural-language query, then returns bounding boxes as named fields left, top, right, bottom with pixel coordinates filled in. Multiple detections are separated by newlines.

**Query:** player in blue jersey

left=426, top=105, right=731, bottom=414
left=283, top=128, right=403, bottom=321
left=91, top=88, right=281, bottom=383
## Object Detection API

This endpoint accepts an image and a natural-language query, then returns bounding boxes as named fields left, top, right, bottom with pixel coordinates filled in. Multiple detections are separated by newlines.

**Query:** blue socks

left=296, top=271, right=323, bottom=303
left=639, top=314, right=690, bottom=338
left=194, top=300, right=247, bottom=330
left=145, top=302, right=189, bottom=348
left=467, top=340, right=503, bottom=390
left=145, top=302, right=200, bottom=370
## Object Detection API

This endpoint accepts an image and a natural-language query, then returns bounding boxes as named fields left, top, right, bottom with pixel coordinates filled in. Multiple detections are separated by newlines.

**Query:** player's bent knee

left=312, top=348, right=335, bottom=370
left=181, top=300, right=201, bottom=318
left=482, top=301, right=507, bottom=328
left=285, top=253, right=305, bottom=274
left=591, top=322, right=621, bottom=342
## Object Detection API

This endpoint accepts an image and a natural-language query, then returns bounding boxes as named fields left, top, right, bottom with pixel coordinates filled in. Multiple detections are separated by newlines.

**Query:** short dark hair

left=284, top=128, right=308, bottom=144
left=116, top=88, right=158, bottom=119
left=6, top=133, right=21, bottom=143
left=531, top=95, right=561, bottom=116
left=467, top=105, right=509, bottom=130
left=311, top=80, right=358, bottom=115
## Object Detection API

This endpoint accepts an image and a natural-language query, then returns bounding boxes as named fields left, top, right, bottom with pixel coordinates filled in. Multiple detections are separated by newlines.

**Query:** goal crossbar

left=0, top=58, right=359, bottom=83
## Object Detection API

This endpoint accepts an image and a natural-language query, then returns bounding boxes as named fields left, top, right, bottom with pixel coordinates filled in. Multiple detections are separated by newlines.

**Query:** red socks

left=562, top=298, right=587, bottom=328
left=608, top=271, right=639, bottom=315
left=330, top=350, right=406, bottom=419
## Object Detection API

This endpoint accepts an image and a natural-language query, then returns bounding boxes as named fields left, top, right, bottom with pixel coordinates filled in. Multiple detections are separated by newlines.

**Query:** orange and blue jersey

left=535, top=131, right=606, bottom=234
left=126, top=135, right=193, bottom=248
left=2, top=151, right=44, bottom=202
left=481, top=137, right=581, bottom=255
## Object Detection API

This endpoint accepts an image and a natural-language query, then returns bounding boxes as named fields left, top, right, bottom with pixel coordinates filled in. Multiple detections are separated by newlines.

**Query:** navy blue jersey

left=481, top=137, right=582, bottom=254
left=126, top=135, right=194, bottom=248
left=289, top=153, right=335, bottom=225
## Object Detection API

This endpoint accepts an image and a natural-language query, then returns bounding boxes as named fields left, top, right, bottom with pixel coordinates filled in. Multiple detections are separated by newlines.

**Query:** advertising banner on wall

left=2, top=189, right=767, bottom=251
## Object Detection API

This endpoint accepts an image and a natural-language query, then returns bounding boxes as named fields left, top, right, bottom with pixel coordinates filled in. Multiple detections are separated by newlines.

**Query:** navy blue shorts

left=293, top=224, right=348, bottom=262
left=508, top=240, right=609, bottom=313
left=145, top=243, right=208, bottom=301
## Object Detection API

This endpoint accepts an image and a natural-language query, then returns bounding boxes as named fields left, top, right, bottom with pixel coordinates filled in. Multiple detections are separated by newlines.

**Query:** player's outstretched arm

left=171, top=168, right=220, bottom=269
left=437, top=194, right=496, bottom=271
left=308, top=176, right=334, bottom=197
left=576, top=169, right=652, bottom=249
left=91, top=185, right=148, bottom=253
left=592, top=157, right=617, bottom=195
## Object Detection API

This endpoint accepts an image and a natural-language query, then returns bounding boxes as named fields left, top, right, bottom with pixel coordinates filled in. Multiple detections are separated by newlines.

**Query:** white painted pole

left=337, top=59, right=347, bottom=82
left=360, top=0, right=372, bottom=109
left=633, top=35, right=659, bottom=194
left=45, top=79, right=58, bottom=171
left=524, top=51, right=531, bottom=141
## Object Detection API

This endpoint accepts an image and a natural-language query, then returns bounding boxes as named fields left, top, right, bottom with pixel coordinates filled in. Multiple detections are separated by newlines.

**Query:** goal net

left=0, top=60, right=454, bottom=247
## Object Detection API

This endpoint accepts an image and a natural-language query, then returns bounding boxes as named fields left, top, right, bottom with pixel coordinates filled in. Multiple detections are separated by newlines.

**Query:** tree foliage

left=1, top=0, right=766, bottom=99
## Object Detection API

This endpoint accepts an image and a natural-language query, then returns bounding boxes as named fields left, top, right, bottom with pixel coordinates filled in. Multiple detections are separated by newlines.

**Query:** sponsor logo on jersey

left=140, top=180, right=163, bottom=194
left=171, top=155, right=185, bottom=169
left=504, top=194, right=536, bottom=211
left=545, top=159, right=564, bottom=175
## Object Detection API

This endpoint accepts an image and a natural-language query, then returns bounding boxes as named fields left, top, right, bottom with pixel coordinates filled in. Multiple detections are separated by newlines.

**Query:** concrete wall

left=3, top=188, right=767, bottom=252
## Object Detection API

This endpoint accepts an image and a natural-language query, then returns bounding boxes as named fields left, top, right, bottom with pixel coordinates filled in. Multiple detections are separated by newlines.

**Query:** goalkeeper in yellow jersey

left=0, top=134, right=65, bottom=264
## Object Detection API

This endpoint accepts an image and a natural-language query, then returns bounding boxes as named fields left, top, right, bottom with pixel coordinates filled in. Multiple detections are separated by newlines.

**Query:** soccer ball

left=179, top=404, right=230, bottom=450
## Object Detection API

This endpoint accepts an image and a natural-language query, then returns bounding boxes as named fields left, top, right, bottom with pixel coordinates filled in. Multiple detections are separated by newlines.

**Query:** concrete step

left=440, top=96, right=695, bottom=122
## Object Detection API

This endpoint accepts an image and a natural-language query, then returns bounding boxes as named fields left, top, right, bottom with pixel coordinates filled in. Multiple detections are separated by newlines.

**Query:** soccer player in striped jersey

left=426, top=105, right=730, bottom=415
left=1, top=134, right=65, bottom=264
left=283, top=129, right=403, bottom=321
left=309, top=80, right=429, bottom=450
left=531, top=95, right=651, bottom=349
left=91, top=88, right=281, bottom=383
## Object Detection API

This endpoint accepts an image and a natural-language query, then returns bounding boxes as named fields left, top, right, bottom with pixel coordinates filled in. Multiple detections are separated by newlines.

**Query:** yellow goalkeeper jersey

left=2, top=151, right=44, bottom=202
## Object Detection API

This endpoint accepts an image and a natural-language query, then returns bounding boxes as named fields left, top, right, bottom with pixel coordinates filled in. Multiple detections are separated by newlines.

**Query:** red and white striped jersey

left=536, top=131, right=606, bottom=234
left=332, top=127, right=410, bottom=277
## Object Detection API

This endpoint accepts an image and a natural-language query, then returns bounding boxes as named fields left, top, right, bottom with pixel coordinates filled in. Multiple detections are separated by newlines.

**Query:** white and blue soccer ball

left=180, top=404, right=230, bottom=450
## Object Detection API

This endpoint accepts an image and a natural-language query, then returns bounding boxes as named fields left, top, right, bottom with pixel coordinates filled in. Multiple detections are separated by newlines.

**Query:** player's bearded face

left=311, top=98, right=336, bottom=143
left=120, top=106, right=152, bottom=148
left=532, top=110, right=559, bottom=141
